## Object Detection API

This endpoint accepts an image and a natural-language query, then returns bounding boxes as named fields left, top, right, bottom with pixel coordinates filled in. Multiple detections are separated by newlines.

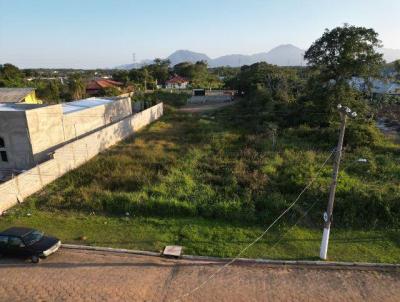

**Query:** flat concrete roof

left=62, top=98, right=114, bottom=114
left=0, top=103, right=26, bottom=111
left=0, top=97, right=115, bottom=113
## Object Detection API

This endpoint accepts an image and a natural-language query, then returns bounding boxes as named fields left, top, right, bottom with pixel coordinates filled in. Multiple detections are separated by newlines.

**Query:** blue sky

left=1, top=0, right=399, bottom=68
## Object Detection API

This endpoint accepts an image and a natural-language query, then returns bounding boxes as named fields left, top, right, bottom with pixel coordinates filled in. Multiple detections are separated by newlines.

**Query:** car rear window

left=23, top=230, right=44, bottom=246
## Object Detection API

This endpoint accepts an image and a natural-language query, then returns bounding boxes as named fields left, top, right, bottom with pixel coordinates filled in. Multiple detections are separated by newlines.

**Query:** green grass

left=1, top=207, right=399, bottom=263
left=1, top=101, right=399, bottom=263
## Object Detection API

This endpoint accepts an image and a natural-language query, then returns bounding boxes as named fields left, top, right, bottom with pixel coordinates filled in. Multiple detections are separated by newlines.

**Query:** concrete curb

left=61, top=244, right=160, bottom=257
left=61, top=244, right=400, bottom=271
left=182, top=255, right=400, bottom=271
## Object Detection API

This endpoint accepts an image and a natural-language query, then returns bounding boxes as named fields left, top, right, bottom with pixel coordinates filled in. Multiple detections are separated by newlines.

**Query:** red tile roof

left=86, top=79, right=123, bottom=90
left=166, top=76, right=188, bottom=84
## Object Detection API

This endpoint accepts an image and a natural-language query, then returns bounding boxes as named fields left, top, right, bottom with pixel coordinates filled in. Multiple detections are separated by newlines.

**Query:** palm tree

left=68, top=74, right=86, bottom=100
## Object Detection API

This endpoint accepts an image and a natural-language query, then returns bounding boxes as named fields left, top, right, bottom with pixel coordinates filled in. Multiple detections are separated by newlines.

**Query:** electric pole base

left=320, top=227, right=330, bottom=260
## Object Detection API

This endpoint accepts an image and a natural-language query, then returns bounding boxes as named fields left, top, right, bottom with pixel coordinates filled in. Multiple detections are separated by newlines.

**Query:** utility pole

left=320, top=104, right=357, bottom=260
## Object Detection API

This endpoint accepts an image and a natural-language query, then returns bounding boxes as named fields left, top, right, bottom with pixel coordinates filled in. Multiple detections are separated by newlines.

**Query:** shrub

left=345, top=123, right=385, bottom=148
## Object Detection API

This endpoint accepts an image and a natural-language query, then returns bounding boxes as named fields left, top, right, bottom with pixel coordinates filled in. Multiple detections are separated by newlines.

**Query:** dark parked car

left=0, top=227, right=61, bottom=263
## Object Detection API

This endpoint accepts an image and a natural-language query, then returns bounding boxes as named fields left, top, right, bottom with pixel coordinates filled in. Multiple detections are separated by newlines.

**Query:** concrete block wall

left=32, top=97, right=132, bottom=163
left=25, top=104, right=65, bottom=156
left=188, top=95, right=233, bottom=104
left=62, top=97, right=132, bottom=142
left=0, top=103, right=163, bottom=214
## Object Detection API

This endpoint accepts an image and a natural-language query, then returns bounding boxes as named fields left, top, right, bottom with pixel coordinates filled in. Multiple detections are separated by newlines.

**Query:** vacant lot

left=1, top=101, right=399, bottom=263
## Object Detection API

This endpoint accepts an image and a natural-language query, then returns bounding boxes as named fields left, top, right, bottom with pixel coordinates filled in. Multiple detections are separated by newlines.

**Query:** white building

left=165, top=76, right=189, bottom=89
left=350, top=77, right=400, bottom=95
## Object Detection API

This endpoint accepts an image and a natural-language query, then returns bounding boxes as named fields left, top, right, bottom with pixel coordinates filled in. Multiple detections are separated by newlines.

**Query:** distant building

left=0, top=88, right=42, bottom=104
left=350, top=77, right=400, bottom=96
left=86, top=79, right=123, bottom=96
left=0, top=97, right=131, bottom=180
left=188, top=89, right=236, bottom=104
left=165, top=76, right=189, bottom=89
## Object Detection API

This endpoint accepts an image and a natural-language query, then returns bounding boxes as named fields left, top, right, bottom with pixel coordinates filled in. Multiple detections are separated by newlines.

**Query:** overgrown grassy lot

left=1, top=210, right=399, bottom=263
left=1, top=100, right=399, bottom=262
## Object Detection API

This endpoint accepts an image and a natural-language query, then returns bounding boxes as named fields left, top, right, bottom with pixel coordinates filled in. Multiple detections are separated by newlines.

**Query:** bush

left=133, top=91, right=189, bottom=108
left=334, top=186, right=400, bottom=228
left=345, top=123, right=385, bottom=148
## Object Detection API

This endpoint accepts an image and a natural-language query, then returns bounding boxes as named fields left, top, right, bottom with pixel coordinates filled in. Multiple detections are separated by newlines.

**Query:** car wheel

left=31, top=255, right=40, bottom=264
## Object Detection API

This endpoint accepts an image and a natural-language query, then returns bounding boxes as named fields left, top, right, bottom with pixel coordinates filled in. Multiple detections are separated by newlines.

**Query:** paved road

left=0, top=249, right=399, bottom=302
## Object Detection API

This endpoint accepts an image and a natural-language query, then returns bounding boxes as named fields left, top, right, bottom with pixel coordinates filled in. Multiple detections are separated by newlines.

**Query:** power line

left=173, top=148, right=336, bottom=302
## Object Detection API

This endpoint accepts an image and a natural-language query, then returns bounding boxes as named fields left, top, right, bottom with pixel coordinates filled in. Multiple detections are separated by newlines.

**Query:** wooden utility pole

left=320, top=104, right=357, bottom=260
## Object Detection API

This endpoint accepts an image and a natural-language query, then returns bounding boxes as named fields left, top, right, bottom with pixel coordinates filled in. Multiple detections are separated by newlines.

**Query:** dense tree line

left=227, top=25, right=386, bottom=130
left=112, top=59, right=222, bottom=90
left=0, top=64, right=89, bottom=103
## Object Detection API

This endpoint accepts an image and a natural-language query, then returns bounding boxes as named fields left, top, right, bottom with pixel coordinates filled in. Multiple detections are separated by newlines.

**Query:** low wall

left=188, top=95, right=233, bottom=104
left=0, top=103, right=163, bottom=214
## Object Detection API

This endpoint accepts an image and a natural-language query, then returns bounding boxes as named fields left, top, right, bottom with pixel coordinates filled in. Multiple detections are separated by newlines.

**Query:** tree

left=303, top=24, right=384, bottom=124
left=146, top=59, right=170, bottom=85
left=226, top=62, right=302, bottom=103
left=68, top=74, right=86, bottom=100
left=129, top=68, right=154, bottom=90
left=100, top=86, right=121, bottom=97
left=394, top=60, right=400, bottom=81
left=36, top=80, right=61, bottom=104
left=394, top=60, right=400, bottom=73
left=0, top=63, right=25, bottom=87
left=173, top=61, right=210, bottom=81
left=173, top=62, right=194, bottom=78
left=305, top=24, right=383, bottom=91
left=112, top=70, right=129, bottom=85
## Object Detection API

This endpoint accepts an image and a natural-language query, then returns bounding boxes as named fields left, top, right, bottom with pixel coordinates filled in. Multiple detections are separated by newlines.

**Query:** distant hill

left=116, top=45, right=306, bottom=69
left=115, top=45, right=400, bottom=69
left=209, top=54, right=254, bottom=67
left=260, top=44, right=305, bottom=66
left=381, top=48, right=400, bottom=63
left=114, top=59, right=154, bottom=70
left=167, top=50, right=211, bottom=66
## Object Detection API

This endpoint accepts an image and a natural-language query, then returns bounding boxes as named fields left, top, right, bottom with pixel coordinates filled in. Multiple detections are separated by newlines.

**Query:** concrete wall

left=62, top=97, right=132, bottom=141
left=25, top=104, right=65, bottom=159
left=188, top=95, right=233, bottom=103
left=0, top=97, right=133, bottom=173
left=188, top=90, right=234, bottom=104
left=0, top=103, right=163, bottom=214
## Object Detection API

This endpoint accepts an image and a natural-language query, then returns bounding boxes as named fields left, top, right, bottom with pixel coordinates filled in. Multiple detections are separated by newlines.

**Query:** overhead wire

left=173, top=147, right=336, bottom=302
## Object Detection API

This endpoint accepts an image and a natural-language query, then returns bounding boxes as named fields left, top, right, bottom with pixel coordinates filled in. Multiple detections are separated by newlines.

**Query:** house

left=0, top=88, right=42, bottom=104
left=165, top=76, right=189, bottom=89
left=86, top=79, right=123, bottom=96
left=0, top=97, right=131, bottom=180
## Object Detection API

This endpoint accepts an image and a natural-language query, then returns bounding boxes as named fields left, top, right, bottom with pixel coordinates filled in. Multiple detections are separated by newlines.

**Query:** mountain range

left=116, top=44, right=400, bottom=69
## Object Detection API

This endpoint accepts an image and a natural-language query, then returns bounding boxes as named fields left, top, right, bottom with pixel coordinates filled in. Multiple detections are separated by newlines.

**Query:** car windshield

left=22, top=230, right=44, bottom=246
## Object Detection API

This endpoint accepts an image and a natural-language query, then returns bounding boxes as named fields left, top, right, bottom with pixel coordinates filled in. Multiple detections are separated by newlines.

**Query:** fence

left=0, top=103, right=163, bottom=214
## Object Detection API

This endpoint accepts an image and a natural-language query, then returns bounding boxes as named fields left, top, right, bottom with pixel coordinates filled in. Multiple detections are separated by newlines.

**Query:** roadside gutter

left=61, top=244, right=400, bottom=271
